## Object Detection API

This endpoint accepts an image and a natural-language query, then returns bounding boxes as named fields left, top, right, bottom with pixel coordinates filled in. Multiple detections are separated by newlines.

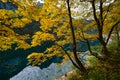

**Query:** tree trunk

left=102, top=44, right=108, bottom=55
left=66, top=0, right=87, bottom=73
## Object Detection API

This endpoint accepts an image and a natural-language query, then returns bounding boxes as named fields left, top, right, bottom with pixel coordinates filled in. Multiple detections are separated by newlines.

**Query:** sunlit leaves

left=0, top=9, right=17, bottom=25
left=45, top=45, right=64, bottom=57
left=14, top=34, right=31, bottom=50
left=11, top=18, right=30, bottom=28
left=27, top=52, right=48, bottom=66
left=103, top=1, right=120, bottom=35
left=0, top=26, right=15, bottom=50
left=0, top=26, right=30, bottom=50
left=31, top=31, right=55, bottom=47
left=1, top=0, right=7, bottom=2
left=0, top=0, right=41, bottom=51
left=0, top=36, right=14, bottom=50
left=1, top=0, right=120, bottom=68
left=40, top=18, right=58, bottom=31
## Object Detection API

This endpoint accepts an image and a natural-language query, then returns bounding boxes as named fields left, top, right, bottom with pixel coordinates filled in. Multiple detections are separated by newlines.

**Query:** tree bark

left=66, top=0, right=87, bottom=73
left=91, top=0, right=109, bottom=55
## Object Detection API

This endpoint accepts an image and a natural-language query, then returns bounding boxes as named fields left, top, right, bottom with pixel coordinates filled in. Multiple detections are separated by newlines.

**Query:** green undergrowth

left=66, top=38, right=120, bottom=80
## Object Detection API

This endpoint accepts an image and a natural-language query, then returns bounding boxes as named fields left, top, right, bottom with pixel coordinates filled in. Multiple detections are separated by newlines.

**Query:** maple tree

left=0, top=0, right=120, bottom=76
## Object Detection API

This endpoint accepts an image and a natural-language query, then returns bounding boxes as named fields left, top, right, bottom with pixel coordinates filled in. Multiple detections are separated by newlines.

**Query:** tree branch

left=103, top=3, right=111, bottom=22
left=55, top=44, right=81, bottom=70
left=91, top=0, right=100, bottom=26
left=99, top=0, right=103, bottom=27
left=106, top=20, right=120, bottom=45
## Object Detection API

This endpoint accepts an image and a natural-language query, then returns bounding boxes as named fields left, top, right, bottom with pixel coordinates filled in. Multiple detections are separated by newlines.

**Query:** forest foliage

left=0, top=0, right=120, bottom=79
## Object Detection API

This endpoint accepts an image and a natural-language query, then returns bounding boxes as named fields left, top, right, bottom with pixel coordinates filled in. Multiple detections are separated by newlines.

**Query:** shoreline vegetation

left=55, top=43, right=120, bottom=80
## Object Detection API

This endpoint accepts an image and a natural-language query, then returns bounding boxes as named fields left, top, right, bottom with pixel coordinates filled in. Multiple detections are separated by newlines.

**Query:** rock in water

left=10, top=62, right=72, bottom=80
left=10, top=66, right=43, bottom=80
